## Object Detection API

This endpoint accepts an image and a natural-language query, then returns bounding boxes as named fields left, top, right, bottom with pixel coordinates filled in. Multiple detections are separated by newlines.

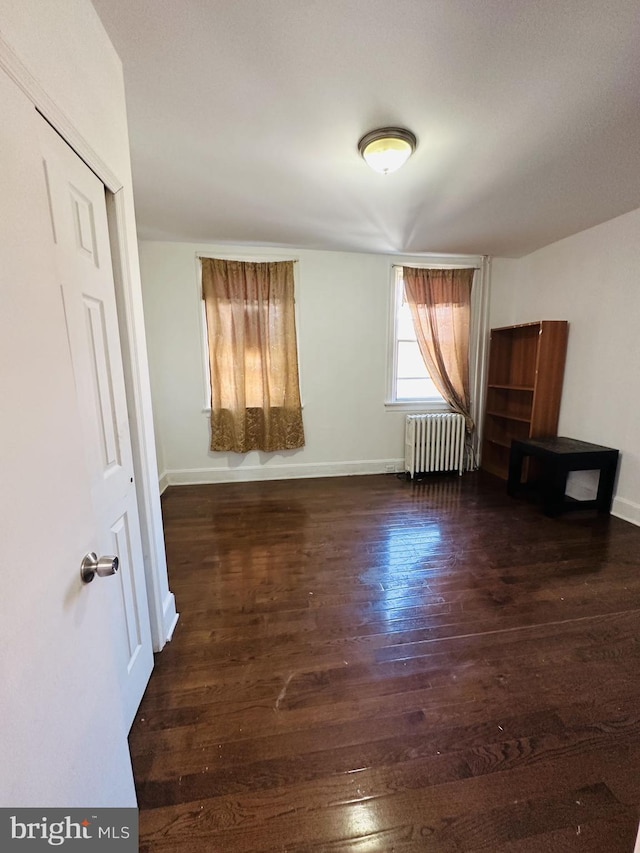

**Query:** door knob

left=80, top=552, right=119, bottom=584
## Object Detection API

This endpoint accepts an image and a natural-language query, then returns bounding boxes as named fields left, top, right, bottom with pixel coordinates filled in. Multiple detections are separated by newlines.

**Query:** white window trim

left=385, top=266, right=448, bottom=412
left=195, top=251, right=303, bottom=414
left=384, top=256, right=490, bottom=427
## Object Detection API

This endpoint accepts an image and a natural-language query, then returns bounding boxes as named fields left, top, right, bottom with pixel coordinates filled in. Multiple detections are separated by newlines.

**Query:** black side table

left=507, top=436, right=619, bottom=517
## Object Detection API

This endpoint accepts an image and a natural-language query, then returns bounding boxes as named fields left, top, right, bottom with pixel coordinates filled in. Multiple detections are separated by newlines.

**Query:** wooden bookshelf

left=481, top=321, right=568, bottom=480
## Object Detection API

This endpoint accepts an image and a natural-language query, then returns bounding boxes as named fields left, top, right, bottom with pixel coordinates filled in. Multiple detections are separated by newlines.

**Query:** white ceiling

left=92, top=0, right=640, bottom=258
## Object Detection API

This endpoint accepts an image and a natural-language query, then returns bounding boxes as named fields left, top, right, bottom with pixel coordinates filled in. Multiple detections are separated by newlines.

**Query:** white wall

left=490, top=207, right=640, bottom=525
left=140, top=241, right=459, bottom=486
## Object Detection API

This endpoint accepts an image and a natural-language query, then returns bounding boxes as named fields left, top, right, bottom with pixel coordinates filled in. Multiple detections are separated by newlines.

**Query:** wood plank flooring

left=131, top=472, right=640, bottom=852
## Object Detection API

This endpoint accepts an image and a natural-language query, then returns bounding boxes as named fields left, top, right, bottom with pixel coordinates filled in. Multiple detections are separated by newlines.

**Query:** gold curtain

left=201, top=258, right=305, bottom=452
left=402, top=266, right=475, bottom=431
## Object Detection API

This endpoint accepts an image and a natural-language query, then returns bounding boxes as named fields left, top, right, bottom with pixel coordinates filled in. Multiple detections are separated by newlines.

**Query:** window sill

left=384, top=401, right=451, bottom=413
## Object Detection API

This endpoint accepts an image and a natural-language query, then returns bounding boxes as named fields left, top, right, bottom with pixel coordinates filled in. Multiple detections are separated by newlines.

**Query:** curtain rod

left=393, top=254, right=486, bottom=268
left=393, top=262, right=483, bottom=270
left=197, top=253, right=298, bottom=262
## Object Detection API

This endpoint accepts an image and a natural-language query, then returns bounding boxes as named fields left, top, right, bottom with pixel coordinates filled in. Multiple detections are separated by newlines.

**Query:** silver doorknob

left=80, top=552, right=119, bottom=584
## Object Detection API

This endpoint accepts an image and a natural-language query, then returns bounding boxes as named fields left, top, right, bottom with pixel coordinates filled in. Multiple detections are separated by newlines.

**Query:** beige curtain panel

left=201, top=258, right=305, bottom=453
left=402, top=266, right=475, bottom=431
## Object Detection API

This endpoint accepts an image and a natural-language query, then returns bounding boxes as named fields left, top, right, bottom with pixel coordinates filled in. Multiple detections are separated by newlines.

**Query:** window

left=387, top=266, right=445, bottom=406
left=200, top=257, right=304, bottom=453
left=199, top=255, right=303, bottom=412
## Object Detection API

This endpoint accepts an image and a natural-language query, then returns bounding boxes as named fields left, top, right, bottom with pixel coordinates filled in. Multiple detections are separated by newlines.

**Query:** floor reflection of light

left=345, top=801, right=381, bottom=848
left=380, top=521, right=443, bottom=620
left=385, top=522, right=442, bottom=567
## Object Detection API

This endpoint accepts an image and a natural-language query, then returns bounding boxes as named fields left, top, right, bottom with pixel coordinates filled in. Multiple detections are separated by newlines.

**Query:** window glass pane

left=397, top=341, right=428, bottom=379
left=392, top=273, right=444, bottom=402
left=396, top=377, right=443, bottom=401
left=396, top=301, right=417, bottom=339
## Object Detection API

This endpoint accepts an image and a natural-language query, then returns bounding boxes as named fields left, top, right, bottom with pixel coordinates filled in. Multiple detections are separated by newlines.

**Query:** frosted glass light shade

left=358, top=127, right=417, bottom=174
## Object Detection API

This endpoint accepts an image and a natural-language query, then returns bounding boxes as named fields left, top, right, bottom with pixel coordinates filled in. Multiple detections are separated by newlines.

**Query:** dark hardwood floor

left=131, top=472, right=640, bottom=852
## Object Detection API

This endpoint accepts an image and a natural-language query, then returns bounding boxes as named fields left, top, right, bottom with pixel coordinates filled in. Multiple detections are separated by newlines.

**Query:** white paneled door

left=38, top=116, right=153, bottom=729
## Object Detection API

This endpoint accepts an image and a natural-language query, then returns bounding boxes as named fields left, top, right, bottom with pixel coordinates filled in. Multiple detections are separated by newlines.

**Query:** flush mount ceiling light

left=357, top=127, right=417, bottom=174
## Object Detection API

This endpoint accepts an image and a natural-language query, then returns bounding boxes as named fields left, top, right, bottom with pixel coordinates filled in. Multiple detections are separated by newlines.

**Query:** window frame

left=388, top=266, right=447, bottom=409
left=385, top=258, right=485, bottom=414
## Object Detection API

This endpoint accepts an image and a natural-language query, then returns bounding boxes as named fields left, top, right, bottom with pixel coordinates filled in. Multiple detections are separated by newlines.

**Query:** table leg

left=541, top=461, right=568, bottom=517
left=507, top=444, right=525, bottom=496
left=596, top=455, right=618, bottom=514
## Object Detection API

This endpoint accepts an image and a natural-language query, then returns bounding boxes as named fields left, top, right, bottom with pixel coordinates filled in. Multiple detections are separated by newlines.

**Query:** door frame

left=0, top=35, right=178, bottom=652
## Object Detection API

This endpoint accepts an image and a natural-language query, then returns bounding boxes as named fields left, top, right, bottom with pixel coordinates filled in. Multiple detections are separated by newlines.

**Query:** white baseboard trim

left=612, top=496, right=640, bottom=527
left=158, top=471, right=170, bottom=495
left=163, top=593, right=179, bottom=643
left=161, top=459, right=406, bottom=487
left=151, top=590, right=178, bottom=653
left=159, top=465, right=640, bottom=527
